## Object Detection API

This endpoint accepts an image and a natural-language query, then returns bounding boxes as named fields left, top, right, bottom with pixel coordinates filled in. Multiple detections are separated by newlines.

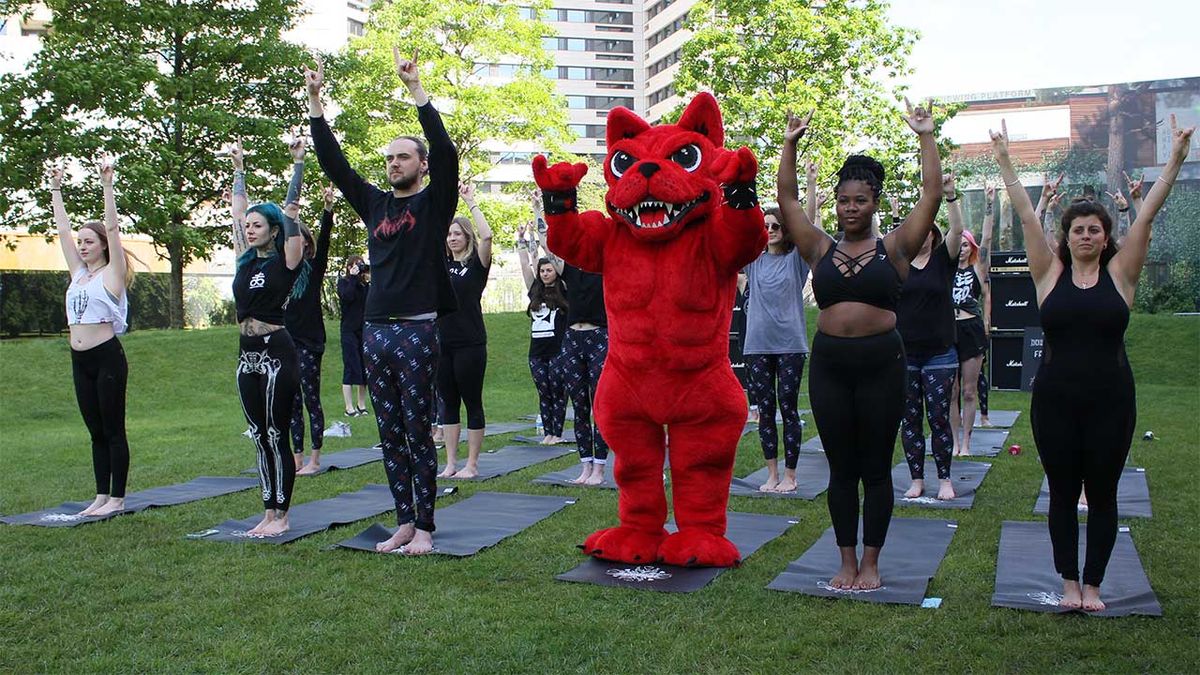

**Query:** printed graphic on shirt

left=952, top=269, right=975, bottom=305
left=376, top=208, right=416, bottom=238
left=70, top=288, right=89, bottom=322
left=531, top=304, right=559, bottom=339
left=249, top=271, right=266, bottom=290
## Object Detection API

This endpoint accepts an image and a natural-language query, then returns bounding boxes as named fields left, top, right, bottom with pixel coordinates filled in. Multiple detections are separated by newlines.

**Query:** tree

left=0, top=0, right=311, bottom=327
left=674, top=0, right=958, bottom=226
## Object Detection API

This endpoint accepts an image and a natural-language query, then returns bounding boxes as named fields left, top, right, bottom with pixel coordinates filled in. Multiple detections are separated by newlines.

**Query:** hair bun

left=839, top=155, right=885, bottom=184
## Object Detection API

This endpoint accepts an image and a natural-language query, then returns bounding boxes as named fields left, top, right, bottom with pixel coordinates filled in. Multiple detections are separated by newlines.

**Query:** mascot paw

left=532, top=155, right=588, bottom=192
left=658, top=529, right=742, bottom=568
left=714, top=146, right=758, bottom=185
left=582, top=526, right=669, bottom=564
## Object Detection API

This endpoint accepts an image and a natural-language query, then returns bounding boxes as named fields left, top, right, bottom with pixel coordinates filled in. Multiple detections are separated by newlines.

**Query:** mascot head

left=604, top=92, right=730, bottom=242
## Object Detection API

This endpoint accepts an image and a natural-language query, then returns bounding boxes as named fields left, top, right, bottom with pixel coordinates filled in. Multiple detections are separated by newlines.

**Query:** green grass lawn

left=1, top=311, right=1197, bottom=672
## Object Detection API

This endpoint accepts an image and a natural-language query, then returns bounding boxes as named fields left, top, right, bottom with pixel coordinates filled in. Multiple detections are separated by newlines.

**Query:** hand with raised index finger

left=942, top=169, right=957, bottom=199
left=47, top=163, right=63, bottom=191
left=393, top=46, right=421, bottom=85
left=989, top=118, right=1010, bottom=157
left=1105, top=190, right=1128, bottom=211
left=1047, top=192, right=1064, bottom=211
left=783, top=110, right=811, bottom=144
left=303, top=56, right=324, bottom=96
left=288, top=129, right=306, bottom=162
left=230, top=139, right=244, bottom=171
left=323, top=183, right=336, bottom=211
left=97, top=154, right=115, bottom=186
left=805, top=160, right=819, bottom=183
left=904, top=97, right=936, bottom=135
left=458, top=181, right=476, bottom=204
left=1169, top=113, right=1196, bottom=161
left=1123, top=171, right=1144, bottom=200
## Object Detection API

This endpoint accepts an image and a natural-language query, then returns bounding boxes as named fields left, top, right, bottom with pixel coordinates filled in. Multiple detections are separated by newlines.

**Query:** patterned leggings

left=529, top=354, right=567, bottom=438
left=978, top=350, right=990, bottom=416
left=290, top=345, right=325, bottom=452
left=901, top=347, right=958, bottom=480
left=746, top=353, right=807, bottom=469
left=363, top=320, right=440, bottom=532
left=237, top=330, right=300, bottom=511
left=560, top=327, right=609, bottom=463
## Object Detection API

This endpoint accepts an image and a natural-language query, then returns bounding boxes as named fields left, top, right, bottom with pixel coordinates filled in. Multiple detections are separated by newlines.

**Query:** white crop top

left=65, top=269, right=128, bottom=335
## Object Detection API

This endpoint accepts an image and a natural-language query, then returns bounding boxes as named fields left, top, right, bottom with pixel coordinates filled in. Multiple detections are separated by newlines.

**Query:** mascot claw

left=532, top=155, right=588, bottom=192
left=715, top=146, right=758, bottom=185
left=658, top=530, right=741, bottom=568
left=583, top=526, right=669, bottom=564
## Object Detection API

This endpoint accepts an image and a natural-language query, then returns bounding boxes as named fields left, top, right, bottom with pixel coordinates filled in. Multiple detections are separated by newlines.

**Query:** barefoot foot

left=937, top=479, right=956, bottom=500
left=401, top=529, right=434, bottom=555
left=297, top=462, right=322, bottom=476
left=904, top=480, right=925, bottom=498
left=437, top=464, right=457, bottom=479
left=775, top=477, right=797, bottom=493
left=258, top=512, right=290, bottom=537
left=451, top=466, right=479, bottom=480
left=830, top=561, right=858, bottom=590
left=376, top=523, right=416, bottom=552
left=568, top=464, right=594, bottom=484
left=1060, top=580, right=1083, bottom=609
left=583, top=467, right=605, bottom=486
left=759, top=476, right=780, bottom=493
left=246, top=511, right=273, bottom=537
left=853, top=562, right=882, bottom=590
left=1081, top=584, right=1105, bottom=612
left=89, top=498, right=126, bottom=517
left=77, top=495, right=110, bottom=517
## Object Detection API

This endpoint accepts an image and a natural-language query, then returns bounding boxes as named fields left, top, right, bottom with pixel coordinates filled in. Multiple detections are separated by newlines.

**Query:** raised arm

left=1109, top=115, right=1195, bottom=299
left=533, top=156, right=611, bottom=272
left=281, top=203, right=305, bottom=271
left=459, top=182, right=492, bottom=267
left=886, top=99, right=943, bottom=263
left=776, top=111, right=831, bottom=266
left=285, top=133, right=305, bottom=207
left=305, top=57, right=375, bottom=214
left=529, top=189, right=564, bottom=274
left=313, top=184, right=335, bottom=278
left=1106, top=188, right=1130, bottom=245
left=942, top=170, right=964, bottom=261
left=805, top=160, right=818, bottom=227
left=97, top=156, right=127, bottom=296
left=975, top=184, right=995, bottom=280
left=516, top=222, right=536, bottom=289
left=1124, top=170, right=1145, bottom=214
left=398, top=48, right=459, bottom=232
left=991, top=119, right=1057, bottom=288
left=49, top=165, right=84, bottom=276
left=229, top=140, right=250, bottom=257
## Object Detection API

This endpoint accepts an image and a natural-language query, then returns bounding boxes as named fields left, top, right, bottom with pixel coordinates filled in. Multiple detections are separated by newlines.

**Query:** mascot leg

left=584, top=366, right=669, bottom=564
left=659, top=366, right=746, bottom=567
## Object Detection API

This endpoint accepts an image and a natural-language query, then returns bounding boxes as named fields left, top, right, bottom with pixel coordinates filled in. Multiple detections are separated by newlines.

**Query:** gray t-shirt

left=743, top=247, right=810, bottom=355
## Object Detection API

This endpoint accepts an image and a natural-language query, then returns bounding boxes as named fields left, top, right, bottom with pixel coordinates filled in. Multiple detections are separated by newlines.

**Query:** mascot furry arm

left=533, top=93, right=767, bottom=567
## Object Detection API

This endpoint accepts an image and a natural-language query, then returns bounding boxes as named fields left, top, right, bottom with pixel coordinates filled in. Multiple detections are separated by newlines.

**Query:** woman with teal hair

left=227, top=138, right=308, bottom=538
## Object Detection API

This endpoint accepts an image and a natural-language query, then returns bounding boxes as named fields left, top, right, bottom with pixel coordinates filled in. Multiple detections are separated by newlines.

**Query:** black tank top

left=233, top=254, right=299, bottom=324
left=952, top=267, right=982, bottom=317
left=1038, top=266, right=1130, bottom=380
left=812, top=238, right=902, bottom=311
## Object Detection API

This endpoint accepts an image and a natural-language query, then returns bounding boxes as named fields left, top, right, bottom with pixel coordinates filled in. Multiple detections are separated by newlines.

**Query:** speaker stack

left=989, top=250, right=1039, bottom=390
left=729, top=288, right=749, bottom=389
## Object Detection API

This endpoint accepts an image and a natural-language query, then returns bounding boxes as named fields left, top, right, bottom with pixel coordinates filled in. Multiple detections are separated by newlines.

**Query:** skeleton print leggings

left=901, top=346, right=958, bottom=480
left=559, top=327, right=609, bottom=463
left=237, top=330, right=300, bottom=511
left=363, top=320, right=440, bottom=532
left=746, top=352, right=807, bottom=469
left=290, top=345, right=325, bottom=453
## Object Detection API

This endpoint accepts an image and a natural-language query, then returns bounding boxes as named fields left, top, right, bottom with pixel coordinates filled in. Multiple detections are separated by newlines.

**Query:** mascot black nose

left=638, top=163, right=659, bottom=178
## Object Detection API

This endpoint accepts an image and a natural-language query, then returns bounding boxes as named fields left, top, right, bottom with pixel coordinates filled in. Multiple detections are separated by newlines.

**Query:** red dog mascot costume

left=533, top=93, right=766, bottom=567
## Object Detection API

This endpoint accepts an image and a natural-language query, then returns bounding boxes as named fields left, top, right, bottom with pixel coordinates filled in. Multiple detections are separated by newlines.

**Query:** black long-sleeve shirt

left=285, top=209, right=334, bottom=351
left=310, top=103, right=459, bottom=322
left=337, top=275, right=368, bottom=332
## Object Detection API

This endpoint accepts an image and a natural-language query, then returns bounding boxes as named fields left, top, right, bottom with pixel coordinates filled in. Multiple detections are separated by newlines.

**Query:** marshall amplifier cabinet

left=990, top=251, right=1039, bottom=330
left=990, top=250, right=1030, bottom=276
left=730, top=332, right=748, bottom=389
left=989, top=329, right=1026, bottom=391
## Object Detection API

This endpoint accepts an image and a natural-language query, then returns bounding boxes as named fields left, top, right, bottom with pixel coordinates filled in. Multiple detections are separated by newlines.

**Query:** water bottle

left=535, top=414, right=544, bottom=437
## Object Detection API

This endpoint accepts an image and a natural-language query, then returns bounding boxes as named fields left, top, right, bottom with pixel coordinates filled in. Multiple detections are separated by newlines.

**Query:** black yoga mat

left=1033, top=467, right=1152, bottom=519
left=240, top=446, right=381, bottom=476
left=728, top=453, right=829, bottom=500
left=335, top=492, right=573, bottom=556
left=483, top=422, right=536, bottom=437
left=1, top=476, right=258, bottom=527
left=892, top=461, right=992, bottom=510
left=925, top=427, right=1010, bottom=457
left=532, top=466, right=620, bottom=489
left=512, top=430, right=577, bottom=445
left=439, top=445, right=572, bottom=481
left=556, top=512, right=797, bottom=593
left=976, top=409, right=1020, bottom=428
left=991, top=520, right=1161, bottom=617
left=188, top=484, right=456, bottom=544
left=766, top=517, right=957, bottom=605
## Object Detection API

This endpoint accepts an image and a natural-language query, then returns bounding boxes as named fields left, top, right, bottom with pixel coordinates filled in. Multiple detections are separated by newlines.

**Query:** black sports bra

left=812, top=238, right=902, bottom=311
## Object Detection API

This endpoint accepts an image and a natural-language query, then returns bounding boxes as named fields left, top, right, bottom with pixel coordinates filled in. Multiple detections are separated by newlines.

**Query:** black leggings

left=436, top=344, right=487, bottom=429
left=529, top=354, right=567, bottom=437
left=340, top=329, right=366, bottom=385
left=237, top=330, right=300, bottom=511
left=809, top=330, right=905, bottom=548
left=71, top=337, right=130, bottom=498
left=746, top=352, right=807, bottom=469
left=977, top=350, right=989, bottom=416
left=364, top=320, right=439, bottom=532
left=290, top=344, right=325, bottom=452
left=1031, top=366, right=1136, bottom=586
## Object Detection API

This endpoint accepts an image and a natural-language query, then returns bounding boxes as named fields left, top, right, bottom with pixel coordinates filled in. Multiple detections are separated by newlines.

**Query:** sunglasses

left=766, top=222, right=782, bottom=231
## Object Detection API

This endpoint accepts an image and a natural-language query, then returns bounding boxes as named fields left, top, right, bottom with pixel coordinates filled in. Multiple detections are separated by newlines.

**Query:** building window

left=347, top=18, right=365, bottom=37
left=649, top=85, right=677, bottom=107
left=648, top=17, right=685, bottom=47
left=648, top=48, right=682, bottom=76
left=647, top=0, right=677, bottom=19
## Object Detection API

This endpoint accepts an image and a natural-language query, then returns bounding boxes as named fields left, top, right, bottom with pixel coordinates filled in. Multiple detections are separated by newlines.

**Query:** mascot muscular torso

left=533, top=93, right=767, bottom=567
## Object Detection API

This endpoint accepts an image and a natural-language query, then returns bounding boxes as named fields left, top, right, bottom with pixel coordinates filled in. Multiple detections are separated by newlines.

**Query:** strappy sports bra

left=811, top=238, right=902, bottom=311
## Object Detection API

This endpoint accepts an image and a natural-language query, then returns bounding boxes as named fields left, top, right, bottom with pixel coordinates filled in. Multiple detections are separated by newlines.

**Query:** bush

left=1, top=270, right=172, bottom=337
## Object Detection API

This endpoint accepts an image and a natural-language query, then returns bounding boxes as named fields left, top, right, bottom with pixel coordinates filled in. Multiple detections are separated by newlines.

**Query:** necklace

left=1075, top=268, right=1098, bottom=289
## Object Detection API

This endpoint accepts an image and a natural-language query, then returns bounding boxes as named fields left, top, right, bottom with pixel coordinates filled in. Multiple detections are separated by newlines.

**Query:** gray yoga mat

left=1033, top=467, right=1152, bottom=519
left=483, top=422, right=536, bottom=436
left=1, top=476, right=258, bottom=527
left=892, top=461, right=992, bottom=510
left=766, top=517, right=957, bottom=605
left=925, top=427, right=1010, bottom=457
left=439, top=445, right=572, bottom=481
left=728, top=452, right=829, bottom=500
left=991, top=520, right=1161, bottom=617
left=556, top=511, right=797, bottom=593
left=524, top=409, right=576, bottom=422
left=976, top=409, right=1020, bottom=428
left=335, top=492, right=573, bottom=556
left=532, top=466, right=620, bottom=489
left=513, top=430, right=577, bottom=445
left=240, top=446, right=380, bottom=476
left=187, top=484, right=456, bottom=544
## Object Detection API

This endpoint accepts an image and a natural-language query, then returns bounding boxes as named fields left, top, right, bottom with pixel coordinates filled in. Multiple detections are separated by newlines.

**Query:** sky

left=886, top=0, right=1199, bottom=99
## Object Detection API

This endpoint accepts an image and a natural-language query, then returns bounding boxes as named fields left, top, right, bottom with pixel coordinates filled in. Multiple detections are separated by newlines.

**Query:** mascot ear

left=676, top=92, right=725, bottom=148
left=606, top=107, right=651, bottom=148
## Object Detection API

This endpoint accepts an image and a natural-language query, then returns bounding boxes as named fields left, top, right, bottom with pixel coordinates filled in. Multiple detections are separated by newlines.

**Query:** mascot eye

left=610, top=150, right=636, bottom=178
left=670, top=144, right=702, bottom=172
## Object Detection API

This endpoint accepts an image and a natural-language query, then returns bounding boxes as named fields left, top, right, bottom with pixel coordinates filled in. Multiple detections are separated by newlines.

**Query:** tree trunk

left=168, top=237, right=185, bottom=329
left=1105, top=84, right=1125, bottom=194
